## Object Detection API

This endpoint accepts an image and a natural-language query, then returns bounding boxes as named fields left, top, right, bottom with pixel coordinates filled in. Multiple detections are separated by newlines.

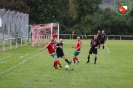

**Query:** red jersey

left=52, top=34, right=58, bottom=39
left=45, top=42, right=55, bottom=54
left=75, top=40, right=82, bottom=51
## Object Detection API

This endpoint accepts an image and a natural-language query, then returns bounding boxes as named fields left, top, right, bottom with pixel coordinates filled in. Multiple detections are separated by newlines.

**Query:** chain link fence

left=0, top=8, right=29, bottom=52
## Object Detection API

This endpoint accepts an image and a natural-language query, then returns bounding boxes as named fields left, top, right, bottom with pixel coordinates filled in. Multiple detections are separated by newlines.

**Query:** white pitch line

left=19, top=56, right=24, bottom=58
left=0, top=40, right=71, bottom=75
left=0, top=52, right=43, bottom=76
left=105, top=44, right=110, bottom=53
left=25, top=54, right=29, bottom=56
left=0, top=56, right=11, bottom=62
left=19, top=54, right=29, bottom=58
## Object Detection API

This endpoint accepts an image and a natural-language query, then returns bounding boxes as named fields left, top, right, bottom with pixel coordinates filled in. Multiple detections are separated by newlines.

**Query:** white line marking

left=0, top=52, right=43, bottom=76
left=19, top=56, right=24, bottom=58
left=0, top=61, right=6, bottom=64
left=0, top=56, right=11, bottom=62
left=105, top=44, right=110, bottom=53
left=25, top=54, right=29, bottom=56
left=19, top=54, right=29, bottom=58
left=1, top=53, right=27, bottom=56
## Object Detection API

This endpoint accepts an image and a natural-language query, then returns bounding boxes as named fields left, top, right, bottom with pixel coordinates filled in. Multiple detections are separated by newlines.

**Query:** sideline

left=105, top=44, right=110, bottom=53
left=0, top=52, right=43, bottom=76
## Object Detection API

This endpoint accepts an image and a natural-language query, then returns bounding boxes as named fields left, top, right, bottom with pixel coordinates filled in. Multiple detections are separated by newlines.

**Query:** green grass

left=0, top=40, right=133, bottom=88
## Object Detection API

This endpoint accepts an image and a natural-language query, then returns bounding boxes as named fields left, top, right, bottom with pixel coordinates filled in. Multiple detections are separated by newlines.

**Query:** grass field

left=0, top=40, right=133, bottom=88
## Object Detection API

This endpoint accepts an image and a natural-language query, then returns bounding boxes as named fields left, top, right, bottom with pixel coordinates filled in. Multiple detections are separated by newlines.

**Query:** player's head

left=59, top=38, right=63, bottom=43
left=102, top=30, right=104, bottom=34
left=98, top=30, right=100, bottom=33
left=94, top=35, right=97, bottom=40
left=77, top=36, right=80, bottom=41
left=51, top=39, right=55, bottom=44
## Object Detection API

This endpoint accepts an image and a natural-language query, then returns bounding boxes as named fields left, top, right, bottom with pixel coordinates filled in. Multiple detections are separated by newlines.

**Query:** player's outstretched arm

left=72, top=46, right=76, bottom=48
left=40, top=47, right=46, bottom=52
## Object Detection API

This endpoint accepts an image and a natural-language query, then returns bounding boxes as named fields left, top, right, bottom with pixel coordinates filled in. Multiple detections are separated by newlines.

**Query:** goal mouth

left=30, top=23, right=59, bottom=47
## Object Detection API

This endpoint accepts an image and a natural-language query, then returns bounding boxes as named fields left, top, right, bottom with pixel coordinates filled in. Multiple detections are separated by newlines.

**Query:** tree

left=28, top=0, right=69, bottom=24
left=0, top=0, right=31, bottom=13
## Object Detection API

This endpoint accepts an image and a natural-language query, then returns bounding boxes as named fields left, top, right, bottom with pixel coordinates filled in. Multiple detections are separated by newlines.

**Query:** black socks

left=88, top=56, right=90, bottom=62
left=94, top=58, right=97, bottom=64
left=103, top=46, right=104, bottom=49
left=65, top=59, right=69, bottom=64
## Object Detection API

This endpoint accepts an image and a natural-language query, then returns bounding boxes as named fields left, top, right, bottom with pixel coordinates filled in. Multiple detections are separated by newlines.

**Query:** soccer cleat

left=59, top=65, right=62, bottom=68
left=69, top=61, right=72, bottom=65
left=76, top=60, right=80, bottom=64
left=55, top=67, right=58, bottom=69
left=86, top=61, right=90, bottom=64
left=94, top=62, right=96, bottom=64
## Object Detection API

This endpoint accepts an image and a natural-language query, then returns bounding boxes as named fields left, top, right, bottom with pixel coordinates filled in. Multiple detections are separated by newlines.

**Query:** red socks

left=54, top=61, right=57, bottom=69
left=54, top=60, right=61, bottom=69
left=73, top=57, right=78, bottom=64
left=57, top=60, right=61, bottom=66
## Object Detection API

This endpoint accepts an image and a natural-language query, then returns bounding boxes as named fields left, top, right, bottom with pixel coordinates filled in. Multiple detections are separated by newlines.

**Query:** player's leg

left=73, top=51, right=80, bottom=64
left=102, top=44, right=104, bottom=49
left=52, top=53, right=62, bottom=69
left=94, top=49, right=98, bottom=64
left=101, top=40, right=105, bottom=50
left=101, top=42, right=104, bottom=50
left=62, top=56, right=72, bottom=65
left=94, top=54, right=97, bottom=64
left=103, top=41, right=105, bottom=50
left=86, top=50, right=92, bottom=64
left=86, top=54, right=91, bottom=64
left=98, top=40, right=101, bottom=49
left=54, top=55, right=62, bottom=68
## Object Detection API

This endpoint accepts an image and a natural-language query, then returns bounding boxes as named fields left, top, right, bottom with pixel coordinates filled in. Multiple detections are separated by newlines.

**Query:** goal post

left=50, top=23, right=59, bottom=42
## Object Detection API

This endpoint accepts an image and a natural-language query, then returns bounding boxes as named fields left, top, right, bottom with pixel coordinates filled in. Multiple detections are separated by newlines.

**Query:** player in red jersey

left=52, top=33, right=58, bottom=39
left=72, top=37, right=82, bottom=64
left=40, top=39, right=62, bottom=69
left=52, top=33, right=58, bottom=44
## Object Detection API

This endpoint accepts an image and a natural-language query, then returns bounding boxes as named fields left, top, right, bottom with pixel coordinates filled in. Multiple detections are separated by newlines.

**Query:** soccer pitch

left=0, top=40, right=133, bottom=88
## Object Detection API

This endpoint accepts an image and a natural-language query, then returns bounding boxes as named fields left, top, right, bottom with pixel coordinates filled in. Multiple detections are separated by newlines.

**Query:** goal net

left=30, top=23, right=59, bottom=47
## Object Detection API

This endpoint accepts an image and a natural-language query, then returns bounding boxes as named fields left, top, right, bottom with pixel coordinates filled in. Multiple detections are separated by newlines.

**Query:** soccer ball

left=65, top=65, right=69, bottom=70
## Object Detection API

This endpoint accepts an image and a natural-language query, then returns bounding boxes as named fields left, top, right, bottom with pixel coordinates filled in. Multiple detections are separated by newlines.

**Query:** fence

left=59, top=34, right=133, bottom=40
left=0, top=8, right=29, bottom=52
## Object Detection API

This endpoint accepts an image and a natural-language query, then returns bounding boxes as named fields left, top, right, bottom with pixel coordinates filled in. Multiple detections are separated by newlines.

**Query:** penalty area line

left=0, top=51, right=44, bottom=76
left=105, top=44, right=110, bottom=53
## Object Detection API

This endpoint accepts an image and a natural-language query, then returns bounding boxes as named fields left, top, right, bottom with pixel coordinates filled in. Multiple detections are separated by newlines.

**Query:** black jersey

left=101, top=33, right=106, bottom=41
left=56, top=43, right=63, bottom=52
left=97, top=33, right=101, bottom=41
left=90, top=39, right=99, bottom=50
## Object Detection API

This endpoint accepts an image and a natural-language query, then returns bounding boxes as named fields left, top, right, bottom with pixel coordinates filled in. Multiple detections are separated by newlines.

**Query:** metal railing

left=0, top=8, right=29, bottom=52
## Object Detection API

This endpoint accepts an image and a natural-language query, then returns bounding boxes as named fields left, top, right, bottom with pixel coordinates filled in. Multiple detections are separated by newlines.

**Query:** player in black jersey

left=86, top=35, right=100, bottom=64
left=100, top=30, right=107, bottom=50
left=56, top=39, right=71, bottom=65
left=97, top=30, right=101, bottom=49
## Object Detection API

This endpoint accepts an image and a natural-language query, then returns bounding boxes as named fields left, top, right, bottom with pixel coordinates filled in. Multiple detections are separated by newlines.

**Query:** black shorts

left=56, top=51, right=64, bottom=58
left=100, top=40, right=105, bottom=44
left=89, top=49, right=97, bottom=54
